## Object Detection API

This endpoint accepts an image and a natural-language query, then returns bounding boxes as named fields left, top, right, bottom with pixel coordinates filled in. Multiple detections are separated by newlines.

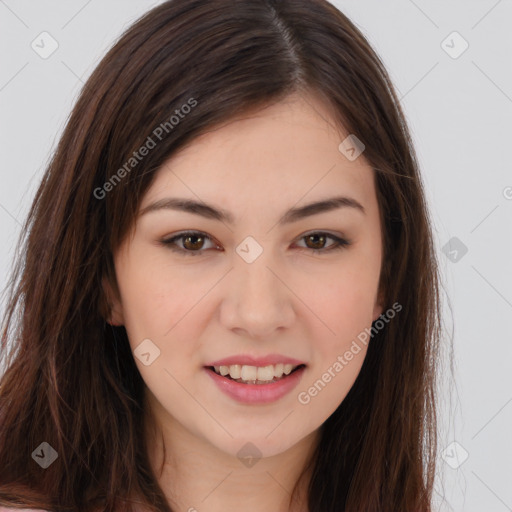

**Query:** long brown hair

left=0, top=0, right=444, bottom=510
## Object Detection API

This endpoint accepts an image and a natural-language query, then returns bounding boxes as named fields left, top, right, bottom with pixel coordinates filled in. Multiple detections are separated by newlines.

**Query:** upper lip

left=205, top=354, right=306, bottom=367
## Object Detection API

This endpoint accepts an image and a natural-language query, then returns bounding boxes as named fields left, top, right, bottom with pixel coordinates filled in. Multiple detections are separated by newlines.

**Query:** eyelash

left=160, top=230, right=351, bottom=257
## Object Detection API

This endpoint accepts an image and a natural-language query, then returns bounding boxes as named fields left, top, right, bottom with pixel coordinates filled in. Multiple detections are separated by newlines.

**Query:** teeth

left=212, top=363, right=301, bottom=382
left=283, top=364, right=293, bottom=375
left=241, top=365, right=258, bottom=381
left=227, top=364, right=241, bottom=379
left=256, top=365, right=274, bottom=381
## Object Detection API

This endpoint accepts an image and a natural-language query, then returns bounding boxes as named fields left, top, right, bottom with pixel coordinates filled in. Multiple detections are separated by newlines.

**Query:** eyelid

left=162, top=231, right=221, bottom=251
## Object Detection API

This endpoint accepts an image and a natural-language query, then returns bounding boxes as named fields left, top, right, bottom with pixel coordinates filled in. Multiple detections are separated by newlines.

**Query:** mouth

left=205, top=363, right=307, bottom=385
left=204, top=362, right=307, bottom=404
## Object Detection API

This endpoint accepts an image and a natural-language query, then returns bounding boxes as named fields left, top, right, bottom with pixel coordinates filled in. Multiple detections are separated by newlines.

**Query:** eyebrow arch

left=139, top=195, right=365, bottom=225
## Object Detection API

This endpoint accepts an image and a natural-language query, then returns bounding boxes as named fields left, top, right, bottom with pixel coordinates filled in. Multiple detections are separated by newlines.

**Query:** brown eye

left=295, top=232, right=351, bottom=254
left=304, top=233, right=328, bottom=250
left=161, top=231, right=218, bottom=256
left=182, top=233, right=205, bottom=250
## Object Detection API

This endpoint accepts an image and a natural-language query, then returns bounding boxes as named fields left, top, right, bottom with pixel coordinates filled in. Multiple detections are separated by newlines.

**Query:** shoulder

left=0, top=508, right=49, bottom=512
left=0, top=503, right=148, bottom=512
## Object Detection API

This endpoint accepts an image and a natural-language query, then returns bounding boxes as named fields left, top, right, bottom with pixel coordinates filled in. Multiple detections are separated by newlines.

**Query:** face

left=107, top=91, right=384, bottom=460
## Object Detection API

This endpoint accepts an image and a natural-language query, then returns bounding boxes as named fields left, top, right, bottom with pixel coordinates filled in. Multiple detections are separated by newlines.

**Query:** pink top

left=0, top=506, right=146, bottom=512
left=0, top=509, right=48, bottom=511
left=0, top=502, right=147, bottom=511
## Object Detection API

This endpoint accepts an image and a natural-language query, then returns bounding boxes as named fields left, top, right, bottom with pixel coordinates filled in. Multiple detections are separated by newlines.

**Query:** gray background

left=1, top=1, right=511, bottom=510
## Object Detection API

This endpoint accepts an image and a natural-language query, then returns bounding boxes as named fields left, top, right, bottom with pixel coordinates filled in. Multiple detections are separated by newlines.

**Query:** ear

left=101, top=275, right=125, bottom=326
left=372, top=286, right=385, bottom=323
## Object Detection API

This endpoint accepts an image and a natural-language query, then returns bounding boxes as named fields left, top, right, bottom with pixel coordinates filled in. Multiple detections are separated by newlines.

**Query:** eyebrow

left=139, top=195, right=365, bottom=224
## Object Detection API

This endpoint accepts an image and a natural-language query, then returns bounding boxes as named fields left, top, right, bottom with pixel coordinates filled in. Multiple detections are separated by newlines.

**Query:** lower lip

left=204, top=366, right=306, bottom=404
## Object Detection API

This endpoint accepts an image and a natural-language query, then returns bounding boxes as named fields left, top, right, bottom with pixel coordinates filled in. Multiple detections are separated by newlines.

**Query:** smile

left=210, top=363, right=303, bottom=384
left=204, top=364, right=307, bottom=404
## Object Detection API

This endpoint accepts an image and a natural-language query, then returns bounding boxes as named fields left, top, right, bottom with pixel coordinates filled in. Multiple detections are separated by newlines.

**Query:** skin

left=106, top=91, right=384, bottom=512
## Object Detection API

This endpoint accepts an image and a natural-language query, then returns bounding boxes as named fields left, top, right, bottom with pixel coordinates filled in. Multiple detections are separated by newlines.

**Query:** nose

left=219, top=248, right=296, bottom=339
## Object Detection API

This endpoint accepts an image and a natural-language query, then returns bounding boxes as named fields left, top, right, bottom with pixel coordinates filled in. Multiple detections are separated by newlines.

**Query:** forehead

left=142, top=92, right=376, bottom=216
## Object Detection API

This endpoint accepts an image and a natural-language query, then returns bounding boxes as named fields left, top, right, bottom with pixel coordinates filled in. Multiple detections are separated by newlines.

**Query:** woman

left=0, top=0, right=443, bottom=510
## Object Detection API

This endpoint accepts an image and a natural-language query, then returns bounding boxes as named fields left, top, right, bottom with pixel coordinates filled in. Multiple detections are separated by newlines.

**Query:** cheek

left=300, top=257, right=378, bottom=415
left=116, top=255, right=213, bottom=380
left=296, top=336, right=368, bottom=430
left=118, top=276, right=199, bottom=398
left=311, top=268, right=379, bottom=351
left=117, top=253, right=203, bottom=336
